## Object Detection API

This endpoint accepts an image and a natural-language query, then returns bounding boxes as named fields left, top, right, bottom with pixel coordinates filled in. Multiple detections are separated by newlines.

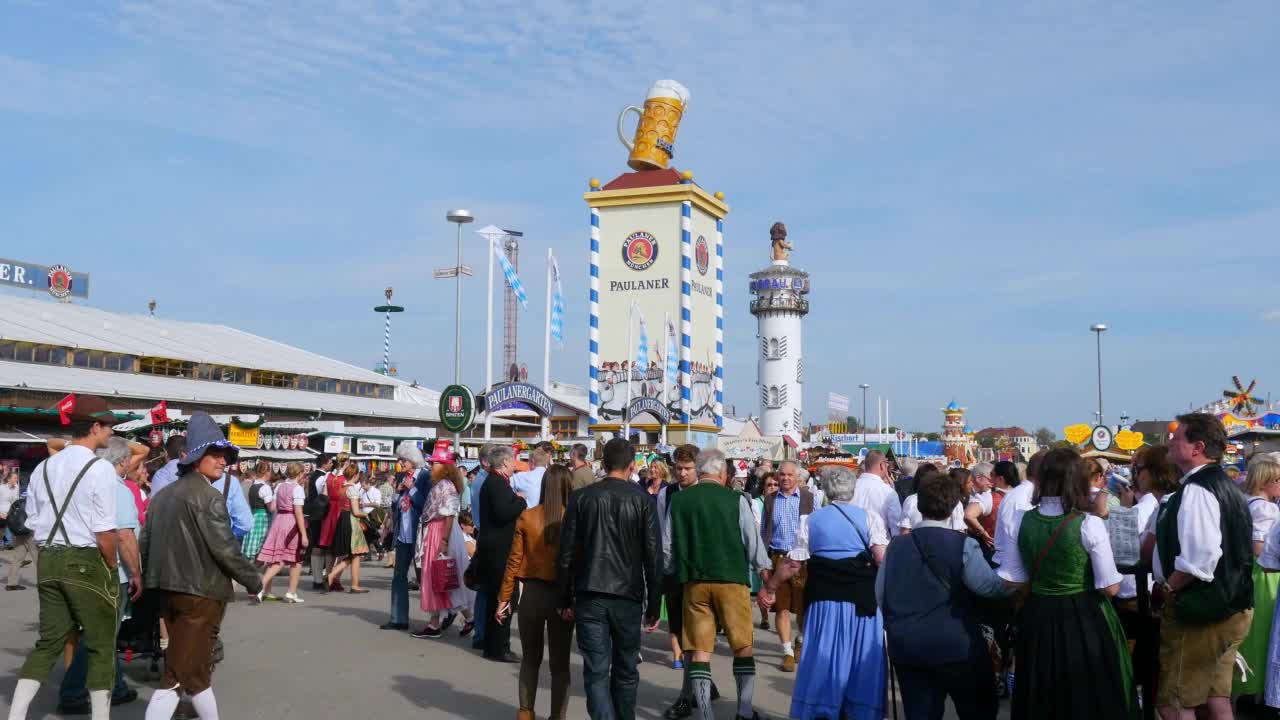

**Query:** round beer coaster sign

left=622, top=231, right=658, bottom=271
left=439, top=384, right=476, bottom=433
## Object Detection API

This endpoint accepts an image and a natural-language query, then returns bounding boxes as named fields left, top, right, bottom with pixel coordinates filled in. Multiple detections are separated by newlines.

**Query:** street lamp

left=859, top=383, right=871, bottom=444
left=446, top=210, right=474, bottom=386
left=1090, top=323, right=1107, bottom=427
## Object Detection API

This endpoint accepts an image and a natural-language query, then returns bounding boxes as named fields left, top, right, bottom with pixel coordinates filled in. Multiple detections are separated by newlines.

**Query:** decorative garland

left=229, top=415, right=264, bottom=430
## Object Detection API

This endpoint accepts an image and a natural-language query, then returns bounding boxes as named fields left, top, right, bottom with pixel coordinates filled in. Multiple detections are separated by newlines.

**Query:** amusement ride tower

left=750, top=222, right=810, bottom=437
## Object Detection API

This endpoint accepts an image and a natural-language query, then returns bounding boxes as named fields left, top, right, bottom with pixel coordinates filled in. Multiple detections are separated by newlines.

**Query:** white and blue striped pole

left=680, top=199, right=693, bottom=425
left=588, top=182, right=601, bottom=426
left=714, top=217, right=725, bottom=428
left=373, top=287, right=404, bottom=377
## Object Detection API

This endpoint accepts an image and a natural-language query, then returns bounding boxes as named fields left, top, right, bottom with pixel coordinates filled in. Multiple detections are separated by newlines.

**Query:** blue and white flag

left=634, top=305, right=649, bottom=370
left=665, top=318, right=678, bottom=385
left=549, top=255, right=565, bottom=346
left=493, top=238, right=528, bottom=308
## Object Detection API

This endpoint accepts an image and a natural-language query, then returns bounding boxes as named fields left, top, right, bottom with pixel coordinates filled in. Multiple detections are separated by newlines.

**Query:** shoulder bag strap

left=834, top=504, right=871, bottom=553
left=1029, top=511, right=1079, bottom=583
left=911, top=530, right=953, bottom=594
left=222, top=474, right=232, bottom=498
left=44, top=457, right=103, bottom=546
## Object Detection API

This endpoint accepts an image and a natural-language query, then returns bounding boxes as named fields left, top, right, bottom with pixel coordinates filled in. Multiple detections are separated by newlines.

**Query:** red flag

left=150, top=400, right=169, bottom=425
left=57, top=394, right=77, bottom=425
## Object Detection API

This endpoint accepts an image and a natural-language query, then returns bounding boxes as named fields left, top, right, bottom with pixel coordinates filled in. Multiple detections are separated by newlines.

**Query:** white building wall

left=757, top=312, right=803, bottom=436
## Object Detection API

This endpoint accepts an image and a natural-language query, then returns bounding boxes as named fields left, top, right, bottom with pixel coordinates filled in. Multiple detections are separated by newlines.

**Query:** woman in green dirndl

left=997, top=447, right=1138, bottom=720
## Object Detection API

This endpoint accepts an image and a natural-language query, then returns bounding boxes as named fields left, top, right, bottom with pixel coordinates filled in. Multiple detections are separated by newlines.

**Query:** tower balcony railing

left=750, top=294, right=809, bottom=315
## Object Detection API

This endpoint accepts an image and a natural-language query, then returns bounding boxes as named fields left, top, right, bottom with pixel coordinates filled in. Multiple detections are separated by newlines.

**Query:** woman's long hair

left=1032, top=447, right=1091, bottom=513
left=541, top=465, right=573, bottom=547
left=432, top=463, right=465, bottom=496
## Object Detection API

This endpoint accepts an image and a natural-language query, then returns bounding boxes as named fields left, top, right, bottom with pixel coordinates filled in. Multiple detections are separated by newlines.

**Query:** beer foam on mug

left=648, top=79, right=690, bottom=106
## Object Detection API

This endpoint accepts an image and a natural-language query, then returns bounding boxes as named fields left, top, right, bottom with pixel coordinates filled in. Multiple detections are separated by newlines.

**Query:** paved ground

left=1, top=552, right=1001, bottom=718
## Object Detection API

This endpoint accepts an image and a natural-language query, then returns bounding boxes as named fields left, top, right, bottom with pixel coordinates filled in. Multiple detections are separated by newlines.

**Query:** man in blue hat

left=140, top=411, right=262, bottom=720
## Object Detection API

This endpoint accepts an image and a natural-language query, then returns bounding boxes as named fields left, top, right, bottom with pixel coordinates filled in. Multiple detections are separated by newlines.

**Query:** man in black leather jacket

left=140, top=412, right=262, bottom=720
left=556, top=437, right=660, bottom=720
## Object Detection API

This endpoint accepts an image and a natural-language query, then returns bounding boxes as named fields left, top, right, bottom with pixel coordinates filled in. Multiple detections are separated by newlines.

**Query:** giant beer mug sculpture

left=617, top=80, right=690, bottom=171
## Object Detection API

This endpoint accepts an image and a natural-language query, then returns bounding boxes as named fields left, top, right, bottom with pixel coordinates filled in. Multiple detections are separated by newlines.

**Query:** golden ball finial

left=714, top=191, right=725, bottom=200
left=588, top=178, right=601, bottom=189
left=680, top=170, right=694, bottom=181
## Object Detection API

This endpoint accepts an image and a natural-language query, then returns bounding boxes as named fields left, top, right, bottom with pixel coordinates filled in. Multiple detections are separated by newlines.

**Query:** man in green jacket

left=669, top=448, right=770, bottom=720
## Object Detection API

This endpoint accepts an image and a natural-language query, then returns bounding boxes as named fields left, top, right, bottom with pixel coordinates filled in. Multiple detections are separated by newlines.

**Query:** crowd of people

left=6, top=396, right=1280, bottom=720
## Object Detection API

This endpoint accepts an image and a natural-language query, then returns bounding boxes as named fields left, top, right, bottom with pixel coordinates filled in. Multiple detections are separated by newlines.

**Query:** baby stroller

left=116, top=590, right=164, bottom=681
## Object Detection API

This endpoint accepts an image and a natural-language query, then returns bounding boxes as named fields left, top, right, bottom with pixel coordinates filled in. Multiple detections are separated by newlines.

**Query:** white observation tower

left=750, top=222, right=810, bottom=437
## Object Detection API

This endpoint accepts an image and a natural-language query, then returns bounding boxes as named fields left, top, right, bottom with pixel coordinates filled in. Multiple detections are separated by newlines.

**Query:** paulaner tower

left=750, top=222, right=810, bottom=437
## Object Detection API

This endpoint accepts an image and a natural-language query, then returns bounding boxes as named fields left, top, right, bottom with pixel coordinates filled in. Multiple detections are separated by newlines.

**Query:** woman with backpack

left=3, top=469, right=34, bottom=591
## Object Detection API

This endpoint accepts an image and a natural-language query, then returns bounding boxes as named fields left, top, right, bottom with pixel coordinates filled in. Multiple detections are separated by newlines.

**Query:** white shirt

left=255, top=483, right=274, bottom=506
left=1248, top=496, right=1280, bottom=543
left=992, top=481, right=1037, bottom=567
left=511, top=466, right=547, bottom=508
left=785, top=500, right=890, bottom=562
left=361, top=486, right=382, bottom=514
left=899, top=495, right=966, bottom=532
left=996, top=497, right=1123, bottom=589
left=1152, top=465, right=1223, bottom=584
left=970, top=489, right=993, bottom=516
left=27, top=445, right=118, bottom=548
left=851, top=472, right=902, bottom=533
left=1258, top=504, right=1280, bottom=571
left=0, top=482, right=18, bottom=515
left=1117, top=492, right=1161, bottom=599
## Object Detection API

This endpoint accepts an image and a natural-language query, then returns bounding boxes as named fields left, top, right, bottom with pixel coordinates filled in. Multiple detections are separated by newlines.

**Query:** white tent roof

left=0, top=294, right=407, bottom=386
left=0, top=360, right=439, bottom=422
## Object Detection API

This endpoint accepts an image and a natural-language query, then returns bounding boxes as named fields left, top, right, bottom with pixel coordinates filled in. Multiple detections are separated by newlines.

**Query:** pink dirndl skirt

left=419, top=519, right=453, bottom=612
left=257, top=512, right=303, bottom=566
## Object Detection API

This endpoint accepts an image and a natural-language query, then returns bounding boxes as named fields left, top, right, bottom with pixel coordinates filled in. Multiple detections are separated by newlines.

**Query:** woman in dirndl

left=241, top=461, right=276, bottom=563
left=322, top=462, right=363, bottom=592
left=1243, top=457, right=1280, bottom=705
left=258, top=462, right=310, bottom=603
left=999, top=447, right=1138, bottom=720
left=770, top=466, right=889, bottom=720
left=412, top=460, right=474, bottom=638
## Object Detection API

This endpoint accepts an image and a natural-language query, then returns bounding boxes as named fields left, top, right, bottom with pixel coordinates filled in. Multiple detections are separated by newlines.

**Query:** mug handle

left=617, top=105, right=643, bottom=151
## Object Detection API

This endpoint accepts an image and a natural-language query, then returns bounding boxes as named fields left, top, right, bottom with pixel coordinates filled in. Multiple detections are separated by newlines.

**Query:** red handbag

left=430, top=557, right=460, bottom=591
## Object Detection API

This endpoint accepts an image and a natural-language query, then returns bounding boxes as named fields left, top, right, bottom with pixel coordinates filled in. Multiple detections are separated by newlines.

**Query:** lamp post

left=446, top=210, right=474, bottom=386
left=1090, top=323, right=1107, bottom=427
left=373, top=287, right=404, bottom=376
left=859, top=383, right=870, bottom=444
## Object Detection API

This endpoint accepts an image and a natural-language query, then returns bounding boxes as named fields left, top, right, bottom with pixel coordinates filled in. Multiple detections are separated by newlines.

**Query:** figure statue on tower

left=770, top=221, right=792, bottom=262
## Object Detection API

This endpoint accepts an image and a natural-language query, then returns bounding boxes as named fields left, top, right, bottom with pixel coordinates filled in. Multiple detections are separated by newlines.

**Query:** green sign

left=439, top=384, right=476, bottom=433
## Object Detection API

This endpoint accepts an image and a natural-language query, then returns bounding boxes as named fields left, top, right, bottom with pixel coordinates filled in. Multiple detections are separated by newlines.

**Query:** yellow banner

left=228, top=424, right=260, bottom=448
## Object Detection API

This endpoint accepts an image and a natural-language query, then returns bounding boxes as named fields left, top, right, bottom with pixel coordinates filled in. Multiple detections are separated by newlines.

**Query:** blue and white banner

left=549, top=254, right=564, bottom=346
left=665, top=319, right=678, bottom=389
left=492, top=239, right=528, bottom=308
left=634, top=304, right=648, bottom=370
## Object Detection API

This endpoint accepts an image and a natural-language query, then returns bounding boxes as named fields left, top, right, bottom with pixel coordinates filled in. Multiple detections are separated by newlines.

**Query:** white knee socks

left=190, top=688, right=219, bottom=720
left=144, top=686, right=181, bottom=720
left=89, top=689, right=110, bottom=720
left=6, top=678, right=40, bottom=720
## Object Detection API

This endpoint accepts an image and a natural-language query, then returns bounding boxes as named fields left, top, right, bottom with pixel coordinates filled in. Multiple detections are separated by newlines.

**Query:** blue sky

left=2, top=1, right=1278, bottom=434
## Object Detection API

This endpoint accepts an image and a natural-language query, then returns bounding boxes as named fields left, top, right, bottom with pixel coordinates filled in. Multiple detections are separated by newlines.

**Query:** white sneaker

left=284, top=593, right=305, bottom=603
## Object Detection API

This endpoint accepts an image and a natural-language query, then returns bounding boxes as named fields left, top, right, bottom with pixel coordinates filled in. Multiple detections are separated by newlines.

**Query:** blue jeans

left=473, top=589, right=490, bottom=646
left=390, top=541, right=413, bottom=625
left=575, top=592, right=642, bottom=720
left=60, top=582, right=129, bottom=704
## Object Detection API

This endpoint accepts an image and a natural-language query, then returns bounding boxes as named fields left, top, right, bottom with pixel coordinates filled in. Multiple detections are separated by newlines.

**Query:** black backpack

left=7, top=496, right=31, bottom=536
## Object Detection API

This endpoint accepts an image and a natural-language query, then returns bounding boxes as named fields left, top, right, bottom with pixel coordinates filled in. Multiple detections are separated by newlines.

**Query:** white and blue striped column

left=382, top=309, right=393, bottom=376
left=680, top=200, right=693, bottom=425
left=589, top=205, right=600, bottom=425
left=714, top=217, right=724, bottom=427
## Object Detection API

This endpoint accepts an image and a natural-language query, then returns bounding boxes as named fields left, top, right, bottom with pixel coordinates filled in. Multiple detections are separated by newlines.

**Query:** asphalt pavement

left=0, top=552, right=997, bottom=718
